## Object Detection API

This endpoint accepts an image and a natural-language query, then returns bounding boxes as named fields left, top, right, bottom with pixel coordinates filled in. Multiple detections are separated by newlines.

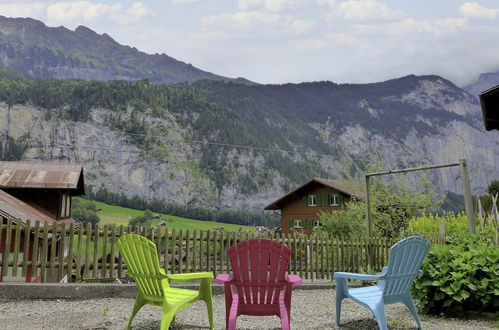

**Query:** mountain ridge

left=0, top=16, right=255, bottom=85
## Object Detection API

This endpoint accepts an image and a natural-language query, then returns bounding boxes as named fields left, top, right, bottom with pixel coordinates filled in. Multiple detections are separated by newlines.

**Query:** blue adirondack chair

left=334, top=236, right=430, bottom=330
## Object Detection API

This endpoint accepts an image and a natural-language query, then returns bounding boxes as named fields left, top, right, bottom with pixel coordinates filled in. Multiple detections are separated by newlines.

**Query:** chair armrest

left=215, top=273, right=231, bottom=284
left=286, top=274, right=303, bottom=286
left=167, top=272, right=214, bottom=281
left=333, top=272, right=381, bottom=281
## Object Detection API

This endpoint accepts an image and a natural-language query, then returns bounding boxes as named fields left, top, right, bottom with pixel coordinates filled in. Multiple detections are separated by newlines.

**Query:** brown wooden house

left=265, top=178, right=357, bottom=236
left=0, top=161, right=84, bottom=282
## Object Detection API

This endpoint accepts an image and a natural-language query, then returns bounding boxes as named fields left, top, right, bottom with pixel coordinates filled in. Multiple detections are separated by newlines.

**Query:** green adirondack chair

left=117, top=234, right=214, bottom=330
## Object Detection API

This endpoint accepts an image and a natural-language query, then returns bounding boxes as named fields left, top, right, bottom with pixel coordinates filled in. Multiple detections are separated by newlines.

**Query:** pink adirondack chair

left=216, top=238, right=302, bottom=330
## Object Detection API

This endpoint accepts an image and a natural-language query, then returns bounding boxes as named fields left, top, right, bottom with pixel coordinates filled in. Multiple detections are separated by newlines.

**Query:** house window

left=329, top=194, right=339, bottom=206
left=313, top=220, right=321, bottom=228
left=293, top=219, right=302, bottom=228
left=308, top=194, right=316, bottom=206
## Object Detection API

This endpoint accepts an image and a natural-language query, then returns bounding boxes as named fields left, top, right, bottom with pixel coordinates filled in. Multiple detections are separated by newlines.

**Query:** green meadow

left=93, top=200, right=253, bottom=232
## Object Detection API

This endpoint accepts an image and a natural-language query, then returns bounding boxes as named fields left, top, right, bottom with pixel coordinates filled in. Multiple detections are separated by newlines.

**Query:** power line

left=20, top=132, right=371, bottom=162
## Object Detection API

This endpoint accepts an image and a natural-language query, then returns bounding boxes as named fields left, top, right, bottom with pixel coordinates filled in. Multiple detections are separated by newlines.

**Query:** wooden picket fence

left=0, top=219, right=446, bottom=283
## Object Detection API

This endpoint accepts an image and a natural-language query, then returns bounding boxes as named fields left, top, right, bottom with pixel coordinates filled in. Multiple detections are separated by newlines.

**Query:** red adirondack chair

left=216, top=238, right=303, bottom=330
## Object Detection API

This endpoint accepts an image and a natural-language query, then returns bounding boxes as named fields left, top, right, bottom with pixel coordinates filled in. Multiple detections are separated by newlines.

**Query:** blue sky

left=1, top=0, right=499, bottom=86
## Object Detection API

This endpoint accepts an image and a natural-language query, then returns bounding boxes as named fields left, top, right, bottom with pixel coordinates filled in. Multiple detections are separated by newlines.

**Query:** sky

left=1, top=0, right=499, bottom=86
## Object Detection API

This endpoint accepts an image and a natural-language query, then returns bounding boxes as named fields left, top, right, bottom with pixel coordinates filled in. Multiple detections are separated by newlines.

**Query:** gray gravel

left=0, top=289, right=494, bottom=329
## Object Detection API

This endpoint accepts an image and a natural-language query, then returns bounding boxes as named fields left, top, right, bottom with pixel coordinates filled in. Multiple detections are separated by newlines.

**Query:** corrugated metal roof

left=264, top=177, right=362, bottom=210
left=0, top=161, right=83, bottom=190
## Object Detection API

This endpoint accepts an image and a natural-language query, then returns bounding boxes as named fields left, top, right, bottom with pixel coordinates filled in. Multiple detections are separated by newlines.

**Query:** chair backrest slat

left=228, top=238, right=291, bottom=305
left=117, top=234, right=168, bottom=297
left=383, top=236, right=430, bottom=297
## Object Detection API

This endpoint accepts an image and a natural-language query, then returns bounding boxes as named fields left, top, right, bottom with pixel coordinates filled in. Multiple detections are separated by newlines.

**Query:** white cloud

left=335, top=0, right=403, bottom=21
left=290, top=19, right=315, bottom=33
left=0, top=3, right=47, bottom=19
left=203, top=11, right=312, bottom=34
left=353, top=17, right=468, bottom=36
left=238, top=0, right=313, bottom=12
left=290, top=32, right=357, bottom=50
left=170, top=0, right=205, bottom=3
left=315, top=0, right=337, bottom=8
left=46, top=1, right=152, bottom=25
left=112, top=2, right=153, bottom=24
left=459, top=2, right=499, bottom=19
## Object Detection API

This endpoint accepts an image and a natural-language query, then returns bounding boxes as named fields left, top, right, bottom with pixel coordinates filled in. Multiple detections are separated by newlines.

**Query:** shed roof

left=0, top=189, right=78, bottom=227
left=480, top=84, right=499, bottom=131
left=264, top=177, right=360, bottom=210
left=0, top=161, right=84, bottom=193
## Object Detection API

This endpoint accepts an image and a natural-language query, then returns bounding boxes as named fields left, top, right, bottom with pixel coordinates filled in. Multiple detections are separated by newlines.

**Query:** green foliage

left=318, top=201, right=365, bottom=238
left=412, top=235, right=499, bottom=314
left=71, top=198, right=100, bottom=226
left=366, top=163, right=441, bottom=238
left=488, top=180, right=499, bottom=197
left=440, top=191, right=464, bottom=213
left=129, top=210, right=154, bottom=228
left=318, top=170, right=440, bottom=239
left=408, top=212, right=469, bottom=237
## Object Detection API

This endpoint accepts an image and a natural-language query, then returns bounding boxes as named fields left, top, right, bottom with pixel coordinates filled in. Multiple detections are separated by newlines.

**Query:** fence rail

left=0, top=219, right=446, bottom=283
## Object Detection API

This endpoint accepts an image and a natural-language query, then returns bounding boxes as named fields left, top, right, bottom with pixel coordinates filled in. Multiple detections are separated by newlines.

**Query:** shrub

left=318, top=201, right=365, bottom=238
left=71, top=198, right=100, bottom=226
left=129, top=210, right=154, bottom=228
left=408, top=212, right=496, bottom=238
left=412, top=235, right=499, bottom=314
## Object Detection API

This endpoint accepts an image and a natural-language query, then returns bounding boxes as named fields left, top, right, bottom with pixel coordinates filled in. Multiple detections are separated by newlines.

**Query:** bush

left=129, top=210, right=154, bottom=228
left=71, top=198, right=100, bottom=226
left=408, top=212, right=496, bottom=238
left=318, top=201, right=365, bottom=238
left=412, top=235, right=499, bottom=314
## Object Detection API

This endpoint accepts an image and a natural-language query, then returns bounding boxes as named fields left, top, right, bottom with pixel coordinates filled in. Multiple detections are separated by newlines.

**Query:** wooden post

left=459, top=159, right=476, bottom=234
left=365, top=174, right=371, bottom=238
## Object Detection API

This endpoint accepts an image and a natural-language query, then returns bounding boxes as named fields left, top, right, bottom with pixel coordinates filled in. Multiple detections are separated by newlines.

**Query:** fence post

left=460, top=159, right=476, bottom=234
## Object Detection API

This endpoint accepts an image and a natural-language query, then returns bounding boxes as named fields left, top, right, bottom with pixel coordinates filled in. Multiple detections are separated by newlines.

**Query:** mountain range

left=0, top=16, right=498, bottom=211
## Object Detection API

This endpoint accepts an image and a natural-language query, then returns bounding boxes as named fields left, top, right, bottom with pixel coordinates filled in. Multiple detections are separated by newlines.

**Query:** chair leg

left=160, top=304, right=176, bottom=330
left=279, top=298, right=291, bottom=330
left=402, top=296, right=423, bottom=329
left=126, top=294, right=145, bottom=329
left=371, top=304, right=388, bottom=330
left=227, top=298, right=239, bottom=330
left=335, top=278, right=348, bottom=327
left=203, top=297, right=215, bottom=330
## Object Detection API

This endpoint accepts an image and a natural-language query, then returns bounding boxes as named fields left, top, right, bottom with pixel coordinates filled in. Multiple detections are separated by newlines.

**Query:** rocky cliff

left=1, top=74, right=498, bottom=210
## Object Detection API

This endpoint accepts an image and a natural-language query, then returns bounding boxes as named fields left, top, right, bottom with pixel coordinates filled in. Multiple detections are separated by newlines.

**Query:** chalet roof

left=0, top=161, right=84, bottom=194
left=264, top=177, right=360, bottom=210
left=0, top=189, right=78, bottom=227
left=480, top=84, right=499, bottom=131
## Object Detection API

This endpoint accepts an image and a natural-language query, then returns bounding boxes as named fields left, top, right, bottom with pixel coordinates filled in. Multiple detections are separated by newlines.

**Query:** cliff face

left=1, top=74, right=498, bottom=210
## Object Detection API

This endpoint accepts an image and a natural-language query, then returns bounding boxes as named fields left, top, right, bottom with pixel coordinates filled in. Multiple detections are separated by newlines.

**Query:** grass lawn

left=92, top=200, right=254, bottom=232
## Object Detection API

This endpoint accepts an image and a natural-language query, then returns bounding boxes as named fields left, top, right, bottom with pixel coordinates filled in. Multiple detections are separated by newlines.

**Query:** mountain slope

left=1, top=70, right=497, bottom=210
left=0, top=16, right=253, bottom=85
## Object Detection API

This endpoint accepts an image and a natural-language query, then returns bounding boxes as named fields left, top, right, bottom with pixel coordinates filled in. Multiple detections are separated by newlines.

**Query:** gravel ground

left=0, top=289, right=495, bottom=329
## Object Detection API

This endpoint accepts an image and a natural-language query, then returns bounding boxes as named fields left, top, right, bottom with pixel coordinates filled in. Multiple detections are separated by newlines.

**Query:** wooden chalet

left=265, top=178, right=357, bottom=236
left=0, top=161, right=85, bottom=282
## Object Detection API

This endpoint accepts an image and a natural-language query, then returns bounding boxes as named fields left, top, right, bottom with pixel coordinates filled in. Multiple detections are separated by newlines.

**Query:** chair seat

left=165, top=287, right=199, bottom=304
left=348, top=285, right=383, bottom=308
